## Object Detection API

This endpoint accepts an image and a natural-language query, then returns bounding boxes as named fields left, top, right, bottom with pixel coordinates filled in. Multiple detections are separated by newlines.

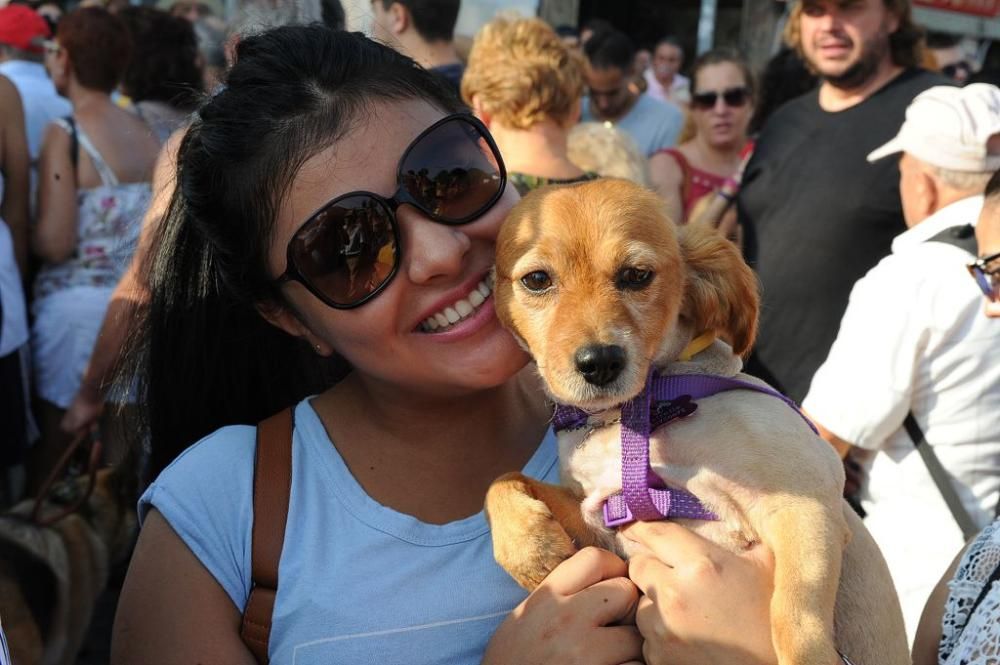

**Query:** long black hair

left=126, top=26, right=464, bottom=483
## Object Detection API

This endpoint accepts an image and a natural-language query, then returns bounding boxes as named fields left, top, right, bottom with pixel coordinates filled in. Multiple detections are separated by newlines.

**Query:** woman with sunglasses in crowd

left=648, top=49, right=755, bottom=226
left=111, top=26, right=643, bottom=665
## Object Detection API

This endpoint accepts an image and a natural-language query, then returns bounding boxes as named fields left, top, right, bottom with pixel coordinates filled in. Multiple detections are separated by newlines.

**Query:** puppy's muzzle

left=574, top=344, right=626, bottom=386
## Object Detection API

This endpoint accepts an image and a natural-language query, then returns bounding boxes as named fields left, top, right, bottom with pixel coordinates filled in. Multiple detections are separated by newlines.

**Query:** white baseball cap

left=867, top=83, right=1000, bottom=172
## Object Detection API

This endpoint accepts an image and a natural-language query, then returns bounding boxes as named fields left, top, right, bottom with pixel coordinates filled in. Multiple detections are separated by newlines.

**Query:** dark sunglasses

left=274, top=113, right=506, bottom=309
left=967, top=251, right=1000, bottom=302
left=691, top=86, right=750, bottom=110
left=941, top=62, right=972, bottom=80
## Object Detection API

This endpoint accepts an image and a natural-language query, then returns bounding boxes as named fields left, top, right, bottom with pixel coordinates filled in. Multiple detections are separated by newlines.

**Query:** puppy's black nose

left=574, top=344, right=626, bottom=386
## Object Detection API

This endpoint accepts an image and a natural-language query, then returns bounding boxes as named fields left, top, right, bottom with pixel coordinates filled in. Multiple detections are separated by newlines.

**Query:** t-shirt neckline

left=298, top=398, right=559, bottom=546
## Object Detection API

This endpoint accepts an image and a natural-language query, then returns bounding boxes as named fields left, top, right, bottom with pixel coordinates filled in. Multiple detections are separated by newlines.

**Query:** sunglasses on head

left=274, top=113, right=506, bottom=309
left=691, top=86, right=750, bottom=110
left=967, top=251, right=1000, bottom=302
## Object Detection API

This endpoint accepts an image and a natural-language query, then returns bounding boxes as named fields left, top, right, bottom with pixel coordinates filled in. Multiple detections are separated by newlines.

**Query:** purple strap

left=553, top=372, right=817, bottom=528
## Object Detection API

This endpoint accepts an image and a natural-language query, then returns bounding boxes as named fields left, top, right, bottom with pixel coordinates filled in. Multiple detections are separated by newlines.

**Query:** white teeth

left=420, top=277, right=494, bottom=332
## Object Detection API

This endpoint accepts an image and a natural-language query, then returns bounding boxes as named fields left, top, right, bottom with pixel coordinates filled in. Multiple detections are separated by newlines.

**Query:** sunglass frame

left=275, top=113, right=507, bottom=310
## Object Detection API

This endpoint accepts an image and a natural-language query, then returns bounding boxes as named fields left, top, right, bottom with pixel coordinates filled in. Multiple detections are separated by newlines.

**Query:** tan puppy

left=485, top=178, right=908, bottom=665
left=0, top=468, right=136, bottom=665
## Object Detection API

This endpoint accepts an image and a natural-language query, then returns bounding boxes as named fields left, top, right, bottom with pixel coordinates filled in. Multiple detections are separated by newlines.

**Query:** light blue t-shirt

left=581, top=93, right=683, bottom=157
left=140, top=399, right=559, bottom=664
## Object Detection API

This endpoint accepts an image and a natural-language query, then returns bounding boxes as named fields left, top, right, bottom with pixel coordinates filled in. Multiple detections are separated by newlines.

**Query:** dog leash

left=31, top=428, right=103, bottom=527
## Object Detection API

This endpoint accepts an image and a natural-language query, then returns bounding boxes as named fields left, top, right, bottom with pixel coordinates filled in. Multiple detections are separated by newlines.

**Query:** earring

left=315, top=344, right=322, bottom=352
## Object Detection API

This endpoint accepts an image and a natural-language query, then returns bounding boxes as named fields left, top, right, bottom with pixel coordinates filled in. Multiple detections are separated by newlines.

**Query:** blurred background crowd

left=0, top=0, right=998, bottom=663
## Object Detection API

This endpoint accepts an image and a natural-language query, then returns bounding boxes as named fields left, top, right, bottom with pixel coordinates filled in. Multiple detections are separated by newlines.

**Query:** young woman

left=30, top=7, right=160, bottom=492
left=648, top=50, right=755, bottom=225
left=111, top=26, right=643, bottom=664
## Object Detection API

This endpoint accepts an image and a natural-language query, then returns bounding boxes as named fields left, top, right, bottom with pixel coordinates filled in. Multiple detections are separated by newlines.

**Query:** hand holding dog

left=623, top=521, right=782, bottom=665
left=483, top=547, right=643, bottom=665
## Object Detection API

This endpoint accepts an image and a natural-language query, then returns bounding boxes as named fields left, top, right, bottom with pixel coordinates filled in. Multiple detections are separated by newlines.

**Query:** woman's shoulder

left=138, top=401, right=313, bottom=610
left=140, top=400, right=316, bottom=523
left=139, top=421, right=258, bottom=523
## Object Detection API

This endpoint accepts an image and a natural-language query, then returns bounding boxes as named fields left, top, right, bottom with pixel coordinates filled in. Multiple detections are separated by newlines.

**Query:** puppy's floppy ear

left=678, top=223, right=759, bottom=357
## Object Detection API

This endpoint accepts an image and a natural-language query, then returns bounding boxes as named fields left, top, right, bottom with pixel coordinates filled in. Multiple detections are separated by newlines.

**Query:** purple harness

left=552, top=372, right=818, bottom=528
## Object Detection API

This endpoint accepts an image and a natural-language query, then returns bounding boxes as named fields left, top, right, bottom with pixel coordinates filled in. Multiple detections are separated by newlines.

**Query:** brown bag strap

left=240, top=408, right=294, bottom=664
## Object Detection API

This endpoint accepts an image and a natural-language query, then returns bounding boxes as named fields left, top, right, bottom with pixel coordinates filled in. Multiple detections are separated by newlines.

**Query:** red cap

left=0, top=4, right=51, bottom=53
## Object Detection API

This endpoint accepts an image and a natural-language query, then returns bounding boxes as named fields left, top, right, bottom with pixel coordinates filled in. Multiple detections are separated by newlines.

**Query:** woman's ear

left=471, top=95, right=491, bottom=127
left=256, top=299, right=331, bottom=356
left=565, top=98, right=583, bottom=128
left=678, top=223, right=759, bottom=357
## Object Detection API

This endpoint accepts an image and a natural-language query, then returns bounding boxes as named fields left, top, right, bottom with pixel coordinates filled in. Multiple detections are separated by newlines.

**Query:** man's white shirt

left=804, top=195, right=1000, bottom=643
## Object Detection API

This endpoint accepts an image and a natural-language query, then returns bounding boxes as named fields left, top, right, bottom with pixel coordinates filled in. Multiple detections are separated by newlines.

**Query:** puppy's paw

left=486, top=474, right=579, bottom=590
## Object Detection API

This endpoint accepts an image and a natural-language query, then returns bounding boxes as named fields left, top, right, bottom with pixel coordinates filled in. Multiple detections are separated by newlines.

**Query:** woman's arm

left=0, top=75, right=30, bottom=277
left=647, top=151, right=685, bottom=224
left=33, top=122, right=79, bottom=264
left=483, top=547, right=643, bottom=665
left=112, top=509, right=257, bottom=665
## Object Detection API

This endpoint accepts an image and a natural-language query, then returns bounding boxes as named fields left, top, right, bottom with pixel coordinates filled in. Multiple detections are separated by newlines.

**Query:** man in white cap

left=802, top=83, right=1000, bottom=644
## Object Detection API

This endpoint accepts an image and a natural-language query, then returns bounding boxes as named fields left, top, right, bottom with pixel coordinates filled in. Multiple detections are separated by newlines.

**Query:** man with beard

left=737, top=0, right=948, bottom=405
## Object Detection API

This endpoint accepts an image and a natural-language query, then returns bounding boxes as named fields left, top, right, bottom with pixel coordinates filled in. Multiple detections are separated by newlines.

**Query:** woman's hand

left=622, top=521, right=780, bottom=665
left=483, top=547, right=643, bottom=665
left=61, top=382, right=104, bottom=436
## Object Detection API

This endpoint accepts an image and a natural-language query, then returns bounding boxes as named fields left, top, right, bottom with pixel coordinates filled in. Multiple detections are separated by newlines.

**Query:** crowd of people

left=0, top=0, right=998, bottom=663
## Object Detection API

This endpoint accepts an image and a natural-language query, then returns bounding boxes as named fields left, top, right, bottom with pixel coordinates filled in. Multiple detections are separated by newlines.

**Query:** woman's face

left=267, top=99, right=527, bottom=397
left=691, top=62, right=753, bottom=150
left=43, top=40, right=69, bottom=95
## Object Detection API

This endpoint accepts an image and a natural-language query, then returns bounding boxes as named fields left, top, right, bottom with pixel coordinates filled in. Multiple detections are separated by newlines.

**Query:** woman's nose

left=398, top=206, right=472, bottom=285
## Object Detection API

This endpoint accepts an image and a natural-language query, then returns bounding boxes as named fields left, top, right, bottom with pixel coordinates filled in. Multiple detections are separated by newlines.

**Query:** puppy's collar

left=678, top=332, right=716, bottom=361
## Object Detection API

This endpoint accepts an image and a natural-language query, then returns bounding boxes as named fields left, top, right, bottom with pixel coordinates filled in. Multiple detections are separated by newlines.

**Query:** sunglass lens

left=722, top=88, right=748, bottom=107
left=399, top=118, right=503, bottom=223
left=289, top=195, right=398, bottom=306
left=692, top=92, right=716, bottom=109
left=972, top=266, right=996, bottom=300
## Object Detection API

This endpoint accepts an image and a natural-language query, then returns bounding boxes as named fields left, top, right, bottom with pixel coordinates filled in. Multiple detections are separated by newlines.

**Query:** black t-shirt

left=737, top=68, right=949, bottom=402
left=432, top=62, right=465, bottom=99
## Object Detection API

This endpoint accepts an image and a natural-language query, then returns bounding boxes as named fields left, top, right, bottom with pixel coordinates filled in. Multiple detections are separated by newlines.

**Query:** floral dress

left=31, top=118, right=151, bottom=407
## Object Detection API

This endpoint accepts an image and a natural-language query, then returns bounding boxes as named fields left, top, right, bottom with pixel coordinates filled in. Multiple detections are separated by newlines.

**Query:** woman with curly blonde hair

left=462, top=15, right=597, bottom=194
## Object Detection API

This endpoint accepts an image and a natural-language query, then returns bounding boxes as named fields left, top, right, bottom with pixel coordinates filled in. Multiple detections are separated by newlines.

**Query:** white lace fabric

left=940, top=519, right=1000, bottom=664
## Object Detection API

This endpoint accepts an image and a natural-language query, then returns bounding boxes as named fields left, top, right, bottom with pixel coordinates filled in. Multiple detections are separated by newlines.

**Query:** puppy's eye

left=616, top=267, right=654, bottom=290
left=521, top=271, right=553, bottom=292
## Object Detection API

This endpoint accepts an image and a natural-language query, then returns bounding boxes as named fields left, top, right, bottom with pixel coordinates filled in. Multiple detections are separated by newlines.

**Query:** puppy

left=0, top=468, right=136, bottom=665
left=485, top=178, right=908, bottom=665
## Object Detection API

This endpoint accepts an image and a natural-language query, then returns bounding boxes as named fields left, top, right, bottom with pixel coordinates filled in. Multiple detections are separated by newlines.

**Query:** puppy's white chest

left=557, top=424, right=625, bottom=500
